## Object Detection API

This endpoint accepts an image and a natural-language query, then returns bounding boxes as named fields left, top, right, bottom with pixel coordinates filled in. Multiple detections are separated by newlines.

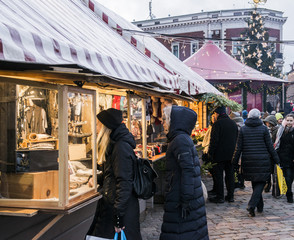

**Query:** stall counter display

left=0, top=82, right=97, bottom=210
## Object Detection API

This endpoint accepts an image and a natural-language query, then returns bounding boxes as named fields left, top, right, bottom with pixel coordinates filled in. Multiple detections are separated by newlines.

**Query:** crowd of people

left=205, top=107, right=294, bottom=218
left=86, top=105, right=294, bottom=240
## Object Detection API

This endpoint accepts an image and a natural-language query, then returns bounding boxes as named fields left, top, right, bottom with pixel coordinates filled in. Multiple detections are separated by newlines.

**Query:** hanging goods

left=133, top=157, right=158, bottom=200
left=276, top=165, right=288, bottom=195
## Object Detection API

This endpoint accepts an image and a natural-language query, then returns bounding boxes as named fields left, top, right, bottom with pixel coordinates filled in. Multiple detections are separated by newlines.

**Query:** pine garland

left=200, top=93, right=243, bottom=112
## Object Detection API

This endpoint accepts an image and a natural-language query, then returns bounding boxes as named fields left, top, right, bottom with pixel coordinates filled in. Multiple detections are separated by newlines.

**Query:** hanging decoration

left=213, top=81, right=283, bottom=95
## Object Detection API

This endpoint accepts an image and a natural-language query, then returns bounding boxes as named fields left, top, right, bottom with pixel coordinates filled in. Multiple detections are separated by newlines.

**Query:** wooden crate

left=1, top=171, right=58, bottom=199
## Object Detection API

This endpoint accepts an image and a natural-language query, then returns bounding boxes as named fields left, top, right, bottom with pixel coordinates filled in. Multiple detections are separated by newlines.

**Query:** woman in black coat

left=232, top=109, right=279, bottom=217
left=88, top=108, right=142, bottom=240
left=275, top=114, right=294, bottom=203
left=160, top=105, right=209, bottom=240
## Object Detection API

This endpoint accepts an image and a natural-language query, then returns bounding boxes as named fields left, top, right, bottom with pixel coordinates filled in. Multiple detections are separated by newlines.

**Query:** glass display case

left=0, top=81, right=97, bottom=209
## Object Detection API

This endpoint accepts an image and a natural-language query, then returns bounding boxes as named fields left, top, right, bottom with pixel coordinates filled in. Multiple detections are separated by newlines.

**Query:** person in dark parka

left=208, top=106, right=238, bottom=203
left=232, top=109, right=280, bottom=217
left=87, top=108, right=142, bottom=240
left=160, top=105, right=209, bottom=240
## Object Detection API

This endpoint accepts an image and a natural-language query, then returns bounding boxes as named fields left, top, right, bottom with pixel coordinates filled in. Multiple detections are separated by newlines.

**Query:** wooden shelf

left=0, top=207, right=38, bottom=217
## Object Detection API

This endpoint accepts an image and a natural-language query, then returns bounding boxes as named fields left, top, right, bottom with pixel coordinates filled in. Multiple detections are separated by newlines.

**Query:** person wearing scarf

left=274, top=114, right=294, bottom=203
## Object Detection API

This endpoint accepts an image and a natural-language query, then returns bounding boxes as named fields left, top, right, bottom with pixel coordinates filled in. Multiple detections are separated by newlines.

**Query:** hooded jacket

left=232, top=118, right=280, bottom=182
left=263, top=115, right=279, bottom=143
left=91, top=123, right=142, bottom=240
left=160, top=106, right=208, bottom=240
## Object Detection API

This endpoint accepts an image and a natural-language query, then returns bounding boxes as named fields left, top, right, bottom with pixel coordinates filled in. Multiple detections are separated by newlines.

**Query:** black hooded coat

left=232, top=118, right=279, bottom=182
left=160, top=106, right=209, bottom=240
left=89, top=124, right=142, bottom=240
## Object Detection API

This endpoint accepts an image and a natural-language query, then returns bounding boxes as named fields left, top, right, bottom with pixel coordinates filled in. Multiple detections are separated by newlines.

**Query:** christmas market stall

left=185, top=42, right=288, bottom=112
left=0, top=0, right=219, bottom=239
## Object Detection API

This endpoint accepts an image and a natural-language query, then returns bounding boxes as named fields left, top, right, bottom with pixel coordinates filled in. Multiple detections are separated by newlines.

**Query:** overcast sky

left=97, top=0, right=294, bottom=73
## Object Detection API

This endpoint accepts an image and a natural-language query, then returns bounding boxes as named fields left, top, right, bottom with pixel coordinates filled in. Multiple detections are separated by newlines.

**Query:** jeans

left=213, top=161, right=235, bottom=199
left=283, top=167, right=294, bottom=195
left=248, top=181, right=266, bottom=210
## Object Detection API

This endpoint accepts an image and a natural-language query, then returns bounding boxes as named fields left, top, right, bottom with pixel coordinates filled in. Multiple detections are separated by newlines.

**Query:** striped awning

left=83, top=0, right=220, bottom=95
left=0, top=0, right=182, bottom=90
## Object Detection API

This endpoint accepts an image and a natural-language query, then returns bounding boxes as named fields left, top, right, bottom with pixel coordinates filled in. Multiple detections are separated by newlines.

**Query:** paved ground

left=141, top=175, right=294, bottom=240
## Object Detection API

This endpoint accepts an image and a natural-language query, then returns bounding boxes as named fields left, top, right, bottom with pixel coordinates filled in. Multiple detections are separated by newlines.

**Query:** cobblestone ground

left=141, top=176, right=294, bottom=240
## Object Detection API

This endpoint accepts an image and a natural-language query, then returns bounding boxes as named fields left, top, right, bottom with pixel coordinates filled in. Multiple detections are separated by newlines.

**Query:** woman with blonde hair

left=160, top=105, right=208, bottom=240
left=87, top=108, right=142, bottom=240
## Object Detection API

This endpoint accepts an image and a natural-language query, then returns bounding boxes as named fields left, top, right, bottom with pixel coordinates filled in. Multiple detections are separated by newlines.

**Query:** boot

left=286, top=192, right=293, bottom=203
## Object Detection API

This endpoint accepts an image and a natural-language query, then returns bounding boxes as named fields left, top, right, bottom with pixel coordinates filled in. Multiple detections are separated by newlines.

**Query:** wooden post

left=142, top=99, right=147, bottom=158
left=58, top=86, right=69, bottom=207
left=127, top=93, right=131, bottom=130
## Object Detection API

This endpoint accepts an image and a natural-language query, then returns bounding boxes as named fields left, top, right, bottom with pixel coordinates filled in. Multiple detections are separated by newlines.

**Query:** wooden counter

left=149, top=153, right=166, bottom=162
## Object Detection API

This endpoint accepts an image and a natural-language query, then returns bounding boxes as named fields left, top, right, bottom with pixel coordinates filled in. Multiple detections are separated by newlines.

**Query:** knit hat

left=97, top=108, right=123, bottom=130
left=229, top=111, right=240, bottom=119
left=242, top=110, right=248, bottom=119
left=214, top=106, right=226, bottom=115
left=248, top=108, right=261, bottom=119
left=275, top=113, right=283, bottom=121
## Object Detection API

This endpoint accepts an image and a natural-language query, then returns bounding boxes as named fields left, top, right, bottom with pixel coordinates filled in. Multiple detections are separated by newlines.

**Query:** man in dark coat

left=160, top=106, right=209, bottom=240
left=208, top=106, right=238, bottom=203
left=232, top=109, right=280, bottom=217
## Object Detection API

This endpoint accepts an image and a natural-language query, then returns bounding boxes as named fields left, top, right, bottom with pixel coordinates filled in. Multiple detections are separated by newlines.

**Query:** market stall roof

left=184, top=42, right=287, bottom=83
left=0, top=0, right=219, bottom=96
left=0, top=0, right=173, bottom=92
left=74, top=0, right=220, bottom=95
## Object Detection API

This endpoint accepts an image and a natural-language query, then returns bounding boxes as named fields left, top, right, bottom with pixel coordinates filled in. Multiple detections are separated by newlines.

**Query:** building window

left=234, top=12, right=242, bottom=16
left=173, top=19, right=179, bottom=22
left=269, top=37, right=277, bottom=53
left=244, top=11, right=252, bottom=15
left=172, top=43, right=179, bottom=58
left=191, top=41, right=199, bottom=54
left=137, top=24, right=142, bottom=27
left=212, top=14, right=218, bottom=18
left=192, top=16, right=198, bottom=20
left=269, top=12, right=276, bottom=17
left=232, top=38, right=243, bottom=55
left=154, top=21, right=160, bottom=25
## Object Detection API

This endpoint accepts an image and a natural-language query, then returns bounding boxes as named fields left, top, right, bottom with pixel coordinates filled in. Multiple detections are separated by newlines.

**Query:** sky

left=97, top=0, right=294, bottom=73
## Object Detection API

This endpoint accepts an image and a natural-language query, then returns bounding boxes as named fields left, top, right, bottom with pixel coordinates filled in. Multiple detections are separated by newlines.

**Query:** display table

left=149, top=152, right=166, bottom=162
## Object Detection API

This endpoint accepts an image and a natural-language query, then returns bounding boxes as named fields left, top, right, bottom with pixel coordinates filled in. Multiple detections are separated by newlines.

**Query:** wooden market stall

left=0, top=1, right=219, bottom=239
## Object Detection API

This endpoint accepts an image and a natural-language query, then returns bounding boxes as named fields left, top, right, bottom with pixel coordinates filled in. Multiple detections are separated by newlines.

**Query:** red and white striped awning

left=83, top=0, right=220, bottom=95
left=0, top=0, right=182, bottom=90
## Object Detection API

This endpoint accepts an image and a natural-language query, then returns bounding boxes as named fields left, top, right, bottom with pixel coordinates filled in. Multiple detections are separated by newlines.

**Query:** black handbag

left=133, top=157, right=158, bottom=200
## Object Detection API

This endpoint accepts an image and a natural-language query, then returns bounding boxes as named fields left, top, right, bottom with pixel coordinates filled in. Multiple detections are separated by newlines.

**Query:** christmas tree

left=239, top=10, right=282, bottom=78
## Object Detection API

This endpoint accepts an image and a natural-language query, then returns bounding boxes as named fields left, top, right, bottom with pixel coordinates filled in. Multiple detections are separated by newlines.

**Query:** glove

left=113, top=214, right=124, bottom=228
left=177, top=202, right=191, bottom=219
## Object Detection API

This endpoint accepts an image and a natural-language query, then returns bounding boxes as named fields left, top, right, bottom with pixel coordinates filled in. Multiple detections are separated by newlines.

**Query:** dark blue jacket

left=160, top=106, right=209, bottom=240
left=232, top=118, right=279, bottom=182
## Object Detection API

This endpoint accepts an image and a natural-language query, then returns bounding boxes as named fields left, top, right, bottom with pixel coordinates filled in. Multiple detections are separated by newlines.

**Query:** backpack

left=133, top=157, right=158, bottom=200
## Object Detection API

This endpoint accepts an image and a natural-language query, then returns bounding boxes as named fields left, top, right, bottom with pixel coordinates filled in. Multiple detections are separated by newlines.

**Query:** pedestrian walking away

left=160, top=105, right=209, bottom=240
left=232, top=108, right=280, bottom=217
left=87, top=108, right=142, bottom=240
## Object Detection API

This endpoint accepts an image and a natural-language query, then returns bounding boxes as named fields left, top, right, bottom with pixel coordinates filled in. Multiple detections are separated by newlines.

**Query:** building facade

left=133, top=8, right=286, bottom=70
